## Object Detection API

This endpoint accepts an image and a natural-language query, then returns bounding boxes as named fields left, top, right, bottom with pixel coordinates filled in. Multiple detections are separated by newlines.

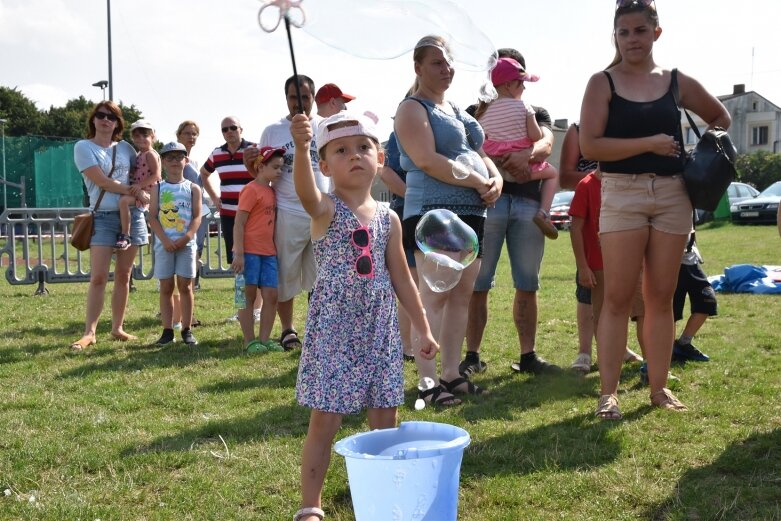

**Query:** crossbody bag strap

left=92, top=145, right=117, bottom=213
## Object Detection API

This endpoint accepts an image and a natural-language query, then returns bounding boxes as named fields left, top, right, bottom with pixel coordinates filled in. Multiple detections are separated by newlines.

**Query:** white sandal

left=293, top=507, right=325, bottom=521
left=571, top=353, right=592, bottom=373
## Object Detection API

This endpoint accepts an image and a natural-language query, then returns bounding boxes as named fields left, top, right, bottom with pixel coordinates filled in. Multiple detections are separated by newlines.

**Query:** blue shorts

left=91, top=209, right=148, bottom=247
left=153, top=240, right=197, bottom=279
left=474, top=194, right=544, bottom=292
left=244, top=253, right=278, bottom=288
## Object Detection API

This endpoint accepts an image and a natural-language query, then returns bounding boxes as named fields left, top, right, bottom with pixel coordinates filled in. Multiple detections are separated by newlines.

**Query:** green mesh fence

left=2, top=136, right=83, bottom=209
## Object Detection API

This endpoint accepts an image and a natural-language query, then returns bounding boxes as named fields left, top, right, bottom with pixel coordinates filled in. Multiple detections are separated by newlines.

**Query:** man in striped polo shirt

left=200, top=116, right=256, bottom=264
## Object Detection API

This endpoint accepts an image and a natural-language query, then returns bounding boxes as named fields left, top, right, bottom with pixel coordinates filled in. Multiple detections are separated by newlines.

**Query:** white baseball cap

left=316, top=111, right=379, bottom=158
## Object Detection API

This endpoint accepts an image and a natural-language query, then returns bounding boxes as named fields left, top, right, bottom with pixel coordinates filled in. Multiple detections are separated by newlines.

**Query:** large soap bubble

left=452, top=151, right=482, bottom=180
left=415, top=209, right=479, bottom=292
left=419, top=252, right=464, bottom=293
left=301, top=0, right=497, bottom=72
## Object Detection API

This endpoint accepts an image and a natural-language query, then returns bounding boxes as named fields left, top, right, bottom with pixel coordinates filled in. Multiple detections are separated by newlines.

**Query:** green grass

left=1, top=222, right=780, bottom=520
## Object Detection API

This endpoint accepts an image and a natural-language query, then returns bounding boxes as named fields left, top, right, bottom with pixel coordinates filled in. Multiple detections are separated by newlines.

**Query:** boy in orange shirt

left=231, top=146, right=285, bottom=353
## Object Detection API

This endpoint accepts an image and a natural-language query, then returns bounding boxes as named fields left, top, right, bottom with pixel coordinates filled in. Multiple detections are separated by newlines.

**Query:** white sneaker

left=253, top=309, right=261, bottom=322
left=226, top=313, right=239, bottom=322
left=571, top=353, right=592, bottom=373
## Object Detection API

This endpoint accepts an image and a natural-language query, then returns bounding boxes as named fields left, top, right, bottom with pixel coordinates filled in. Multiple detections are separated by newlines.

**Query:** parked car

left=730, top=181, right=781, bottom=225
left=695, top=181, right=759, bottom=224
left=550, top=190, right=575, bottom=230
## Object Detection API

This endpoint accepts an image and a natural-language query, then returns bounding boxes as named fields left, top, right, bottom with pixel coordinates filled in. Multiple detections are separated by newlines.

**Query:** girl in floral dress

left=289, top=111, right=438, bottom=521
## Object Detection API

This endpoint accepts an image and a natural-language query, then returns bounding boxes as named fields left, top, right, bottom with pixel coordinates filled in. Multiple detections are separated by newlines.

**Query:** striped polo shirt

left=202, top=138, right=255, bottom=217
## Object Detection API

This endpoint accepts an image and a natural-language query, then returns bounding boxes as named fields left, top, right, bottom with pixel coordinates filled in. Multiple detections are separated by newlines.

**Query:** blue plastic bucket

left=334, top=421, right=470, bottom=521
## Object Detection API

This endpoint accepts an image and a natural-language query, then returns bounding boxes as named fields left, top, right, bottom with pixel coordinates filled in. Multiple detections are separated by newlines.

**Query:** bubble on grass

left=414, top=377, right=437, bottom=410
left=452, top=152, right=482, bottom=180
left=301, top=0, right=497, bottom=72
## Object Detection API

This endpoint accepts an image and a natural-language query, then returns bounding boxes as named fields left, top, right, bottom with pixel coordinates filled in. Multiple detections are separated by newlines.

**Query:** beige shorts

left=275, top=209, right=316, bottom=302
left=600, top=173, right=692, bottom=235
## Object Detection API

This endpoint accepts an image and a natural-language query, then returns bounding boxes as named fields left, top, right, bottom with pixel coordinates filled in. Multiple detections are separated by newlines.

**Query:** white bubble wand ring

left=258, top=0, right=307, bottom=114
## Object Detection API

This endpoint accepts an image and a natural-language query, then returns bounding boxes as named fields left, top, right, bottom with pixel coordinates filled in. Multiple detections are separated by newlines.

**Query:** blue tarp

left=708, top=264, right=781, bottom=294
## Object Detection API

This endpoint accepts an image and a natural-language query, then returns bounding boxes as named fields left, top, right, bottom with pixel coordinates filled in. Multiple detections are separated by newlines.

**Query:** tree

left=41, top=96, right=94, bottom=139
left=0, top=86, right=43, bottom=135
left=735, top=151, right=781, bottom=191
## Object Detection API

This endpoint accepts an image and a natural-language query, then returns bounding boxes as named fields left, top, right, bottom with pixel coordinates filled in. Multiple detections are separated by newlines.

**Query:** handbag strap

left=92, top=145, right=117, bottom=213
left=670, top=69, right=701, bottom=141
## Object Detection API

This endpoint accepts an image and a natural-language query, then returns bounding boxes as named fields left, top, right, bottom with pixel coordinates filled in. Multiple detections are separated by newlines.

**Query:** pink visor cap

left=491, top=57, right=540, bottom=86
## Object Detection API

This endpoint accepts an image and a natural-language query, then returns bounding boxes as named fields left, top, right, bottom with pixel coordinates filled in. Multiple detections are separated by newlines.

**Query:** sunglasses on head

left=95, top=111, right=118, bottom=122
left=351, top=226, right=374, bottom=278
left=221, top=125, right=239, bottom=133
left=616, top=0, right=655, bottom=9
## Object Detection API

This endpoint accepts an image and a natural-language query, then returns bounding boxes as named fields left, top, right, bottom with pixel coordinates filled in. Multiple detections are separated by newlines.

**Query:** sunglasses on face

left=616, top=0, right=654, bottom=9
left=221, top=125, right=239, bottom=133
left=351, top=226, right=374, bottom=278
left=164, top=154, right=186, bottom=162
left=95, top=111, right=118, bottom=122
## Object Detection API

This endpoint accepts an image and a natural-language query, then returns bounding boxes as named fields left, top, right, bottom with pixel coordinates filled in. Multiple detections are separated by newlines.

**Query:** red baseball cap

left=255, top=146, right=286, bottom=166
left=315, top=83, right=356, bottom=105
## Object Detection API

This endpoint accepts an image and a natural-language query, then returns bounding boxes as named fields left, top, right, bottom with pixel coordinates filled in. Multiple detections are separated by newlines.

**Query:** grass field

left=1, top=222, right=780, bottom=520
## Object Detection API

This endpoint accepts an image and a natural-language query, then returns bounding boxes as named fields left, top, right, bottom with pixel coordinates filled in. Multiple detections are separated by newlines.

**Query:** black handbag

left=672, top=69, right=737, bottom=212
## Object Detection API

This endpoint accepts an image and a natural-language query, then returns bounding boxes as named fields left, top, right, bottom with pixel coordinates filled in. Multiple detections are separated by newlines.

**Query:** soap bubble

left=301, top=0, right=497, bottom=72
left=452, top=152, right=482, bottom=180
left=415, top=209, right=479, bottom=292
left=415, top=209, right=478, bottom=267
left=418, top=252, right=464, bottom=293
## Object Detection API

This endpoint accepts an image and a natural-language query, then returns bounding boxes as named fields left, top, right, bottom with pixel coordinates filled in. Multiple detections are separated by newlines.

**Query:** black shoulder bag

left=671, top=69, right=737, bottom=212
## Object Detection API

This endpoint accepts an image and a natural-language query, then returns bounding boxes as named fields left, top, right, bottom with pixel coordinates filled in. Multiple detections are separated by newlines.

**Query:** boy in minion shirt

left=149, top=142, right=202, bottom=346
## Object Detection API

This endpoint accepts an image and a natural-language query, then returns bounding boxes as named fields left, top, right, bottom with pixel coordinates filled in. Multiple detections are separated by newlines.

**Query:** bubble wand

left=258, top=0, right=307, bottom=114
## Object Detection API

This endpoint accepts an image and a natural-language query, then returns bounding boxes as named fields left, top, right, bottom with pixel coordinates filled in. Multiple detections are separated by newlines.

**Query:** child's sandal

left=532, top=210, right=559, bottom=240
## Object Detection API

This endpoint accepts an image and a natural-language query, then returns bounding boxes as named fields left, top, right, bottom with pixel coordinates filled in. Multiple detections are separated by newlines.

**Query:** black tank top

left=599, top=69, right=685, bottom=176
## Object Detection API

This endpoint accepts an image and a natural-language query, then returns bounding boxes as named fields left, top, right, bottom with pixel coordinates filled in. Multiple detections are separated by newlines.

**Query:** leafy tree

left=41, top=96, right=94, bottom=139
left=735, top=151, right=781, bottom=191
left=0, top=86, right=43, bottom=135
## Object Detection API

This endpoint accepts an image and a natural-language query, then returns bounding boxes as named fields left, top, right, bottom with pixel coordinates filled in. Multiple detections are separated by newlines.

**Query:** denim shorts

left=244, top=253, right=278, bottom=288
left=474, top=194, right=544, bottom=292
left=153, top=240, right=197, bottom=279
left=91, top=209, right=148, bottom=247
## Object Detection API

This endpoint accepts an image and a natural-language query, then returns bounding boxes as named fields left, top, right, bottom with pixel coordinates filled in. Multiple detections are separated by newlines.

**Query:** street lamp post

left=92, top=80, right=109, bottom=101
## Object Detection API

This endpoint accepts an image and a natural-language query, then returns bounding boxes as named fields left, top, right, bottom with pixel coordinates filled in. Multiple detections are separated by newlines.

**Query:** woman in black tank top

left=578, top=1, right=730, bottom=419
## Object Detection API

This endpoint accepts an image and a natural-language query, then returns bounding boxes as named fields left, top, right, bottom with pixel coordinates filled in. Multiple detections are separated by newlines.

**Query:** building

left=682, top=84, right=781, bottom=154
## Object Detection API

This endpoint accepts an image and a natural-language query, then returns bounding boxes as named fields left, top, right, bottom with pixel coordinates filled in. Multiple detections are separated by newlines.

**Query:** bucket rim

left=334, top=421, right=471, bottom=460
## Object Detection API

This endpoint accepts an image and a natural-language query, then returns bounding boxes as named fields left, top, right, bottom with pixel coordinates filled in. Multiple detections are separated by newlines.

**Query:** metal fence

left=0, top=208, right=232, bottom=295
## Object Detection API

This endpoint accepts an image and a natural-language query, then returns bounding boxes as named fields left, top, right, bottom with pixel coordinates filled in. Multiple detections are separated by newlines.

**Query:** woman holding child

left=70, top=101, right=149, bottom=350
left=394, top=35, right=503, bottom=406
left=579, top=0, right=729, bottom=417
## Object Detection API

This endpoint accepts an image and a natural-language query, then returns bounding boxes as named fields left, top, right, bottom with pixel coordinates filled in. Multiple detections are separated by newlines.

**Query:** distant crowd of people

left=70, top=2, right=731, bottom=519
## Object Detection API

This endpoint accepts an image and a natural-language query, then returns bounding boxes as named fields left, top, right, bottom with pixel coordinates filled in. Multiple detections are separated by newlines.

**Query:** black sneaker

left=458, top=358, right=487, bottom=378
left=672, top=340, right=710, bottom=362
left=155, top=329, right=175, bottom=346
left=511, top=354, right=562, bottom=375
left=181, top=329, right=198, bottom=346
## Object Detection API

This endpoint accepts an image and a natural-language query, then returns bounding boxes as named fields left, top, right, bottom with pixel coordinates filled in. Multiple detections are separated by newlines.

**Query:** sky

left=3, top=0, right=781, bottom=165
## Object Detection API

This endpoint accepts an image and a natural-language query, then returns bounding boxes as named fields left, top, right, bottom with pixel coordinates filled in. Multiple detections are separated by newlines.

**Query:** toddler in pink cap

left=476, top=57, right=559, bottom=238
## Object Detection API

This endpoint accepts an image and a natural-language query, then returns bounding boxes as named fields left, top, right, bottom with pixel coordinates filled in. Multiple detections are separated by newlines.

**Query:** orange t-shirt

left=236, top=181, right=276, bottom=256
